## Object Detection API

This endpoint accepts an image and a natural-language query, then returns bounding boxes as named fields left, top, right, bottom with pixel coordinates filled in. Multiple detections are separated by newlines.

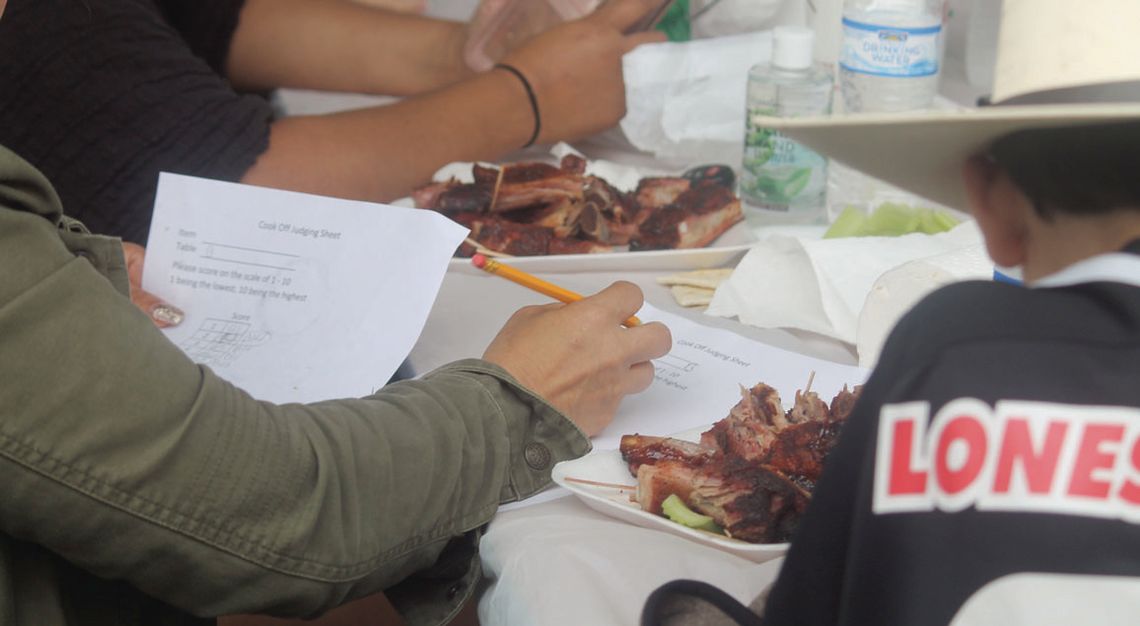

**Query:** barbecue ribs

left=413, top=156, right=742, bottom=256
left=619, top=382, right=862, bottom=543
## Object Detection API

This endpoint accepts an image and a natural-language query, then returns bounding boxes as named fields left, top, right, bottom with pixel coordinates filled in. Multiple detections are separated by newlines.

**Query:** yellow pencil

left=471, top=254, right=642, bottom=327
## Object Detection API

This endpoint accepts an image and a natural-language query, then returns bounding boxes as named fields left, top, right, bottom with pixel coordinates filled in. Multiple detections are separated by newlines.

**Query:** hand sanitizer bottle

left=741, top=26, right=834, bottom=227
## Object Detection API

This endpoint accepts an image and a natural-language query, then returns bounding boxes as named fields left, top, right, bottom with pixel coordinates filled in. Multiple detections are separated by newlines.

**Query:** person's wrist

left=450, top=23, right=476, bottom=79
left=493, top=63, right=542, bottom=148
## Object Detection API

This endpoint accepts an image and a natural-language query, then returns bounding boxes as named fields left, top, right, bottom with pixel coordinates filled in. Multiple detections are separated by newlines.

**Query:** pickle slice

left=661, top=494, right=722, bottom=534
left=824, top=203, right=961, bottom=238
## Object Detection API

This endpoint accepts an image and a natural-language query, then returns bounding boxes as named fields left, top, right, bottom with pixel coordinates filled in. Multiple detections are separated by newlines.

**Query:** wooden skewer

left=563, top=477, right=637, bottom=490
left=804, top=370, right=817, bottom=396
left=463, top=237, right=513, bottom=258
left=489, top=164, right=504, bottom=212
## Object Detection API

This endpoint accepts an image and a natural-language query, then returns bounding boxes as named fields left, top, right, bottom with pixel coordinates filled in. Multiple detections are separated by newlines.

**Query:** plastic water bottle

left=740, top=26, right=834, bottom=226
left=839, top=0, right=944, bottom=112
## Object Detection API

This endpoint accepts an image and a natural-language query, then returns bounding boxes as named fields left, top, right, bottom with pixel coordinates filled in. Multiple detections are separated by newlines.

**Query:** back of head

left=984, top=0, right=1140, bottom=222
left=990, top=121, right=1140, bottom=220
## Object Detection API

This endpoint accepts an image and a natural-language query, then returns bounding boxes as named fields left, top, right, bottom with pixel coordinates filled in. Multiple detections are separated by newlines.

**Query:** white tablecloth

left=479, top=496, right=784, bottom=626
left=405, top=267, right=856, bottom=376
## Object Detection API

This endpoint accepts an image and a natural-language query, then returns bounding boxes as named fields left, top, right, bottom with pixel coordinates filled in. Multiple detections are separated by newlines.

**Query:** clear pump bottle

left=740, top=27, right=834, bottom=227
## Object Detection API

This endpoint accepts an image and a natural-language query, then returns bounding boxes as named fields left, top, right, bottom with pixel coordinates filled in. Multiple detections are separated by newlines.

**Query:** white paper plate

left=551, top=428, right=788, bottom=564
left=448, top=221, right=754, bottom=274
left=391, top=197, right=753, bottom=274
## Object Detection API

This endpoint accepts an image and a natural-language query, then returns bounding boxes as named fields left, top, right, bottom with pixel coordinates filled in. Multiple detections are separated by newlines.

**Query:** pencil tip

left=471, top=253, right=486, bottom=269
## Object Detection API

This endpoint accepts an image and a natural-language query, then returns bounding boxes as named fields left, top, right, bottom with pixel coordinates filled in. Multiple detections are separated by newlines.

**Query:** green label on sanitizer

left=741, top=110, right=826, bottom=211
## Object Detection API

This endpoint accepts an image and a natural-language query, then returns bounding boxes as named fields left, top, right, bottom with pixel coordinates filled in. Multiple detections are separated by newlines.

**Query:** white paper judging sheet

left=593, top=303, right=869, bottom=451
left=142, top=173, right=468, bottom=404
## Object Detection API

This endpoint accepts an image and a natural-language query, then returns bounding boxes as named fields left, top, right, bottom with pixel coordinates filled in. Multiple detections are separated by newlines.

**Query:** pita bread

left=656, top=268, right=734, bottom=290
left=670, top=285, right=716, bottom=307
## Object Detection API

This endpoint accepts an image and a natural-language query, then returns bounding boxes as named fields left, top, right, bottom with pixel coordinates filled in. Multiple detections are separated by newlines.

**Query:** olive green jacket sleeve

left=0, top=147, right=590, bottom=623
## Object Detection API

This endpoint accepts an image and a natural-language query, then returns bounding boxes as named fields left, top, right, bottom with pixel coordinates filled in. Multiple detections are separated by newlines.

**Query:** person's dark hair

left=989, top=121, right=1140, bottom=219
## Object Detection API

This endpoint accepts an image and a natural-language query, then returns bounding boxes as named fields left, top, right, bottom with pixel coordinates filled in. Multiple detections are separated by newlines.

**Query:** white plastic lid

left=772, top=26, right=815, bottom=70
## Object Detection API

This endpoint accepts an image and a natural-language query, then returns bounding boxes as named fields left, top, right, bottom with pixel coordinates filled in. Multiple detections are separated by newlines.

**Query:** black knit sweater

left=0, top=0, right=273, bottom=243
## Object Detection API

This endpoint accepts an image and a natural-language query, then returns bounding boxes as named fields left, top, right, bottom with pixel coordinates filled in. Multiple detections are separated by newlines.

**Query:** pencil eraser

left=471, top=253, right=487, bottom=269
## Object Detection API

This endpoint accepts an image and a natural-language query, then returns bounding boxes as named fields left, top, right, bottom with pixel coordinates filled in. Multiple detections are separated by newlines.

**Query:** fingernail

left=152, top=304, right=184, bottom=326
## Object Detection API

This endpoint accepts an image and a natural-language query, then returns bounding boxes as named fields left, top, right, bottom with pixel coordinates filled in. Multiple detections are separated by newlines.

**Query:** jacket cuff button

left=523, top=442, right=552, bottom=471
left=446, top=582, right=465, bottom=600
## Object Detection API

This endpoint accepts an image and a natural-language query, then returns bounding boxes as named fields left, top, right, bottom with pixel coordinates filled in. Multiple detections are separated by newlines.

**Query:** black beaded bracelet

left=494, top=63, right=541, bottom=149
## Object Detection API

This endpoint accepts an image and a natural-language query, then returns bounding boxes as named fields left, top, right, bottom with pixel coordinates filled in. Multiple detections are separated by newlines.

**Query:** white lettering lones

left=873, top=399, right=1140, bottom=521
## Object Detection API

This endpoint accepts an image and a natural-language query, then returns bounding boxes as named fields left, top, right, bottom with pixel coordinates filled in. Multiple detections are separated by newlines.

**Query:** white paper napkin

left=620, top=31, right=772, bottom=166
left=432, top=143, right=669, bottom=192
left=856, top=243, right=993, bottom=368
left=705, top=222, right=992, bottom=363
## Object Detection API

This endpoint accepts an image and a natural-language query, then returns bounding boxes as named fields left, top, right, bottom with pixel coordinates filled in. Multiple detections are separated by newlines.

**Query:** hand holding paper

left=122, top=241, right=184, bottom=328
left=142, top=174, right=468, bottom=403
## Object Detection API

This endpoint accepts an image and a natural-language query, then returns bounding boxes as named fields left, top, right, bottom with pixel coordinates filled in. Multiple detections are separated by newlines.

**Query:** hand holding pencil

left=478, top=255, right=672, bottom=436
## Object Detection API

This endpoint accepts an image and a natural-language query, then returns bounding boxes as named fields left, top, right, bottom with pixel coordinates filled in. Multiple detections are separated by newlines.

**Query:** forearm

left=241, top=67, right=535, bottom=202
left=0, top=289, right=577, bottom=617
left=227, top=0, right=470, bottom=95
left=233, top=0, right=664, bottom=200
left=0, top=362, right=553, bottom=618
left=0, top=210, right=587, bottom=617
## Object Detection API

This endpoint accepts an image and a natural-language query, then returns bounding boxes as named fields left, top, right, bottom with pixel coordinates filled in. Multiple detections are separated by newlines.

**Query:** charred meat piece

left=511, top=198, right=583, bottom=238
left=410, top=176, right=495, bottom=214
left=466, top=218, right=553, bottom=257
left=499, top=161, right=564, bottom=183
left=688, top=457, right=811, bottom=543
left=699, top=416, right=776, bottom=463
left=490, top=158, right=587, bottom=212
left=455, top=239, right=479, bottom=258
left=682, top=164, right=736, bottom=190
left=416, top=160, right=587, bottom=215
left=584, top=175, right=630, bottom=219
left=559, top=153, right=588, bottom=174
left=699, top=383, right=785, bottom=457
left=786, top=389, right=830, bottom=424
left=759, top=419, right=845, bottom=482
left=579, top=175, right=633, bottom=243
left=731, top=382, right=787, bottom=426
left=637, top=458, right=810, bottom=543
left=472, top=163, right=502, bottom=185
left=760, top=388, right=848, bottom=480
left=411, top=180, right=454, bottom=209
left=620, top=434, right=717, bottom=474
left=460, top=215, right=611, bottom=256
left=636, top=461, right=708, bottom=516
left=829, top=384, right=864, bottom=421
left=630, top=183, right=743, bottom=251
left=491, top=173, right=584, bottom=213
left=435, top=184, right=493, bottom=213
left=634, top=177, right=691, bottom=210
left=578, top=202, right=612, bottom=243
left=701, top=384, right=846, bottom=474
